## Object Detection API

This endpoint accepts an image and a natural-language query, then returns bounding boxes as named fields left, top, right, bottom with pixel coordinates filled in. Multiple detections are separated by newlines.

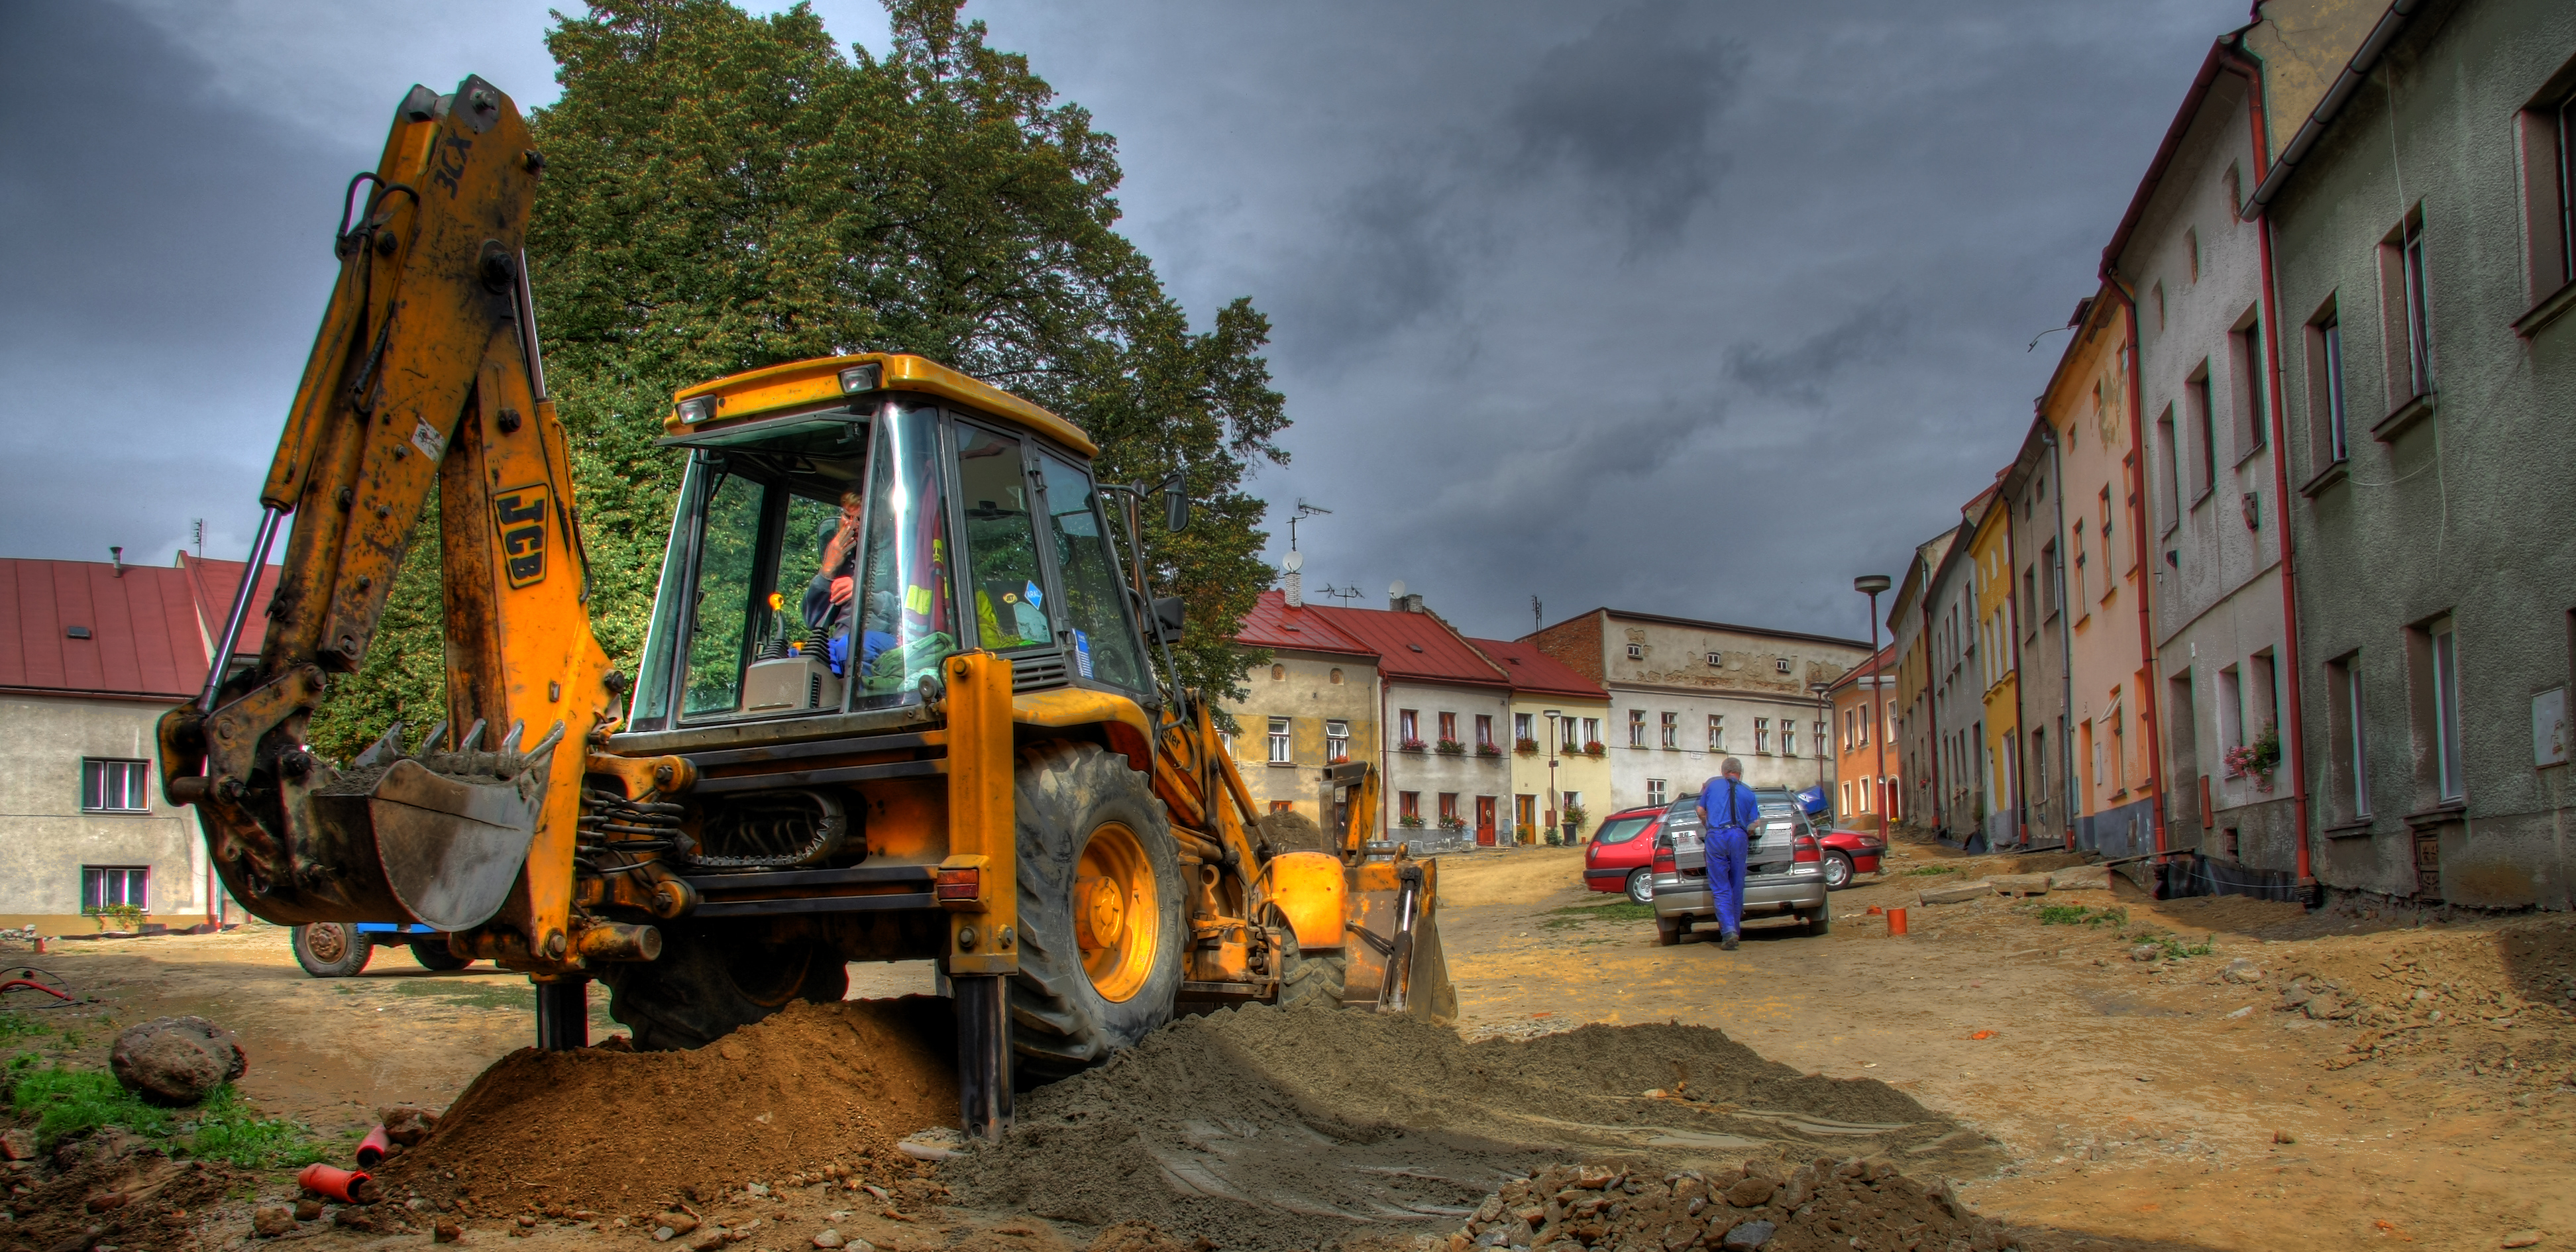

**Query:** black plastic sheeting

left=2159, top=851, right=2303, bottom=902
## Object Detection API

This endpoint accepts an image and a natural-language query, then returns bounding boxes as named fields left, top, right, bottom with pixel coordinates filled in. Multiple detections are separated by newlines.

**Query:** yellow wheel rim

left=1073, top=821, right=1159, bottom=1003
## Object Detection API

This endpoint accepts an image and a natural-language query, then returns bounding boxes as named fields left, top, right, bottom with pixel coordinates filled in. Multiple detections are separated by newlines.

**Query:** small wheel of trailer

left=409, top=939, right=471, bottom=972
left=1654, top=915, right=1684, bottom=947
left=596, top=923, right=846, bottom=1051
left=1009, top=741, right=1186, bottom=1082
left=292, top=923, right=372, bottom=978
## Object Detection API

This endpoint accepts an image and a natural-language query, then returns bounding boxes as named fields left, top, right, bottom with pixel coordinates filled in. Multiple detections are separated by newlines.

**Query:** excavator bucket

left=1338, top=855, right=1458, bottom=1025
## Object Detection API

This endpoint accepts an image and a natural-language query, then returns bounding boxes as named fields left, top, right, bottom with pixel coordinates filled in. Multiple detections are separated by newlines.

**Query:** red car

left=1818, top=825, right=1888, bottom=890
left=1583, top=806, right=1667, bottom=904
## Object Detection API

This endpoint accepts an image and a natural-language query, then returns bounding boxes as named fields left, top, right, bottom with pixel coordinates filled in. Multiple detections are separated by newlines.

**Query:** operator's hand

left=830, top=575, right=854, bottom=605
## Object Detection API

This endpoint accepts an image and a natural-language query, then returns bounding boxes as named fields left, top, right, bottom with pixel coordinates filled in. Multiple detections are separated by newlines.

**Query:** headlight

left=838, top=363, right=882, bottom=393
left=676, top=396, right=716, bottom=424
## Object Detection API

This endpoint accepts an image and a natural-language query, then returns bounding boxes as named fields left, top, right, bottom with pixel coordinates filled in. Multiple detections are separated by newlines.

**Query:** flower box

left=1513, top=737, right=1541, bottom=755
left=1474, top=743, right=1503, bottom=758
left=1433, top=739, right=1467, bottom=756
left=1398, top=739, right=1427, bottom=753
left=1582, top=741, right=1606, bottom=756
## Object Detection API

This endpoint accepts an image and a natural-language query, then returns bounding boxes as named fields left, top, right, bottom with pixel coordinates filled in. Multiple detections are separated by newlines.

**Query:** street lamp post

left=1854, top=574, right=1894, bottom=835
left=1543, top=708, right=1562, bottom=846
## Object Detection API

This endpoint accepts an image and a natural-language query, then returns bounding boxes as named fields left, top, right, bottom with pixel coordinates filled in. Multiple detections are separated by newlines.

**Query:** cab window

left=847, top=399, right=956, bottom=705
left=1035, top=450, right=1148, bottom=692
left=954, top=423, right=1053, bottom=652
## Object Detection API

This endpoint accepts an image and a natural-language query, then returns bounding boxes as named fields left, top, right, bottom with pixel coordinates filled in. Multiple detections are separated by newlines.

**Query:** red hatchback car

left=1817, top=825, right=1888, bottom=890
left=1582, top=806, right=1668, bottom=904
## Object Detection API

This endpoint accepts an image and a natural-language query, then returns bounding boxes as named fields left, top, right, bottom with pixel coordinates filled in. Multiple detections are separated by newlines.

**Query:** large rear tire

left=597, top=923, right=847, bottom=1051
left=1010, top=741, right=1185, bottom=1082
left=292, top=923, right=372, bottom=978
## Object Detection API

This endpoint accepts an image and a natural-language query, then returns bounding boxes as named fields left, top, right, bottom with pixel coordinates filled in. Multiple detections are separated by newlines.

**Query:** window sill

left=2322, top=817, right=2376, bottom=839
left=80, top=809, right=153, bottom=816
left=2298, top=457, right=2349, bottom=499
left=2402, top=801, right=2466, bottom=831
left=2373, top=391, right=2436, bottom=443
left=2512, top=278, right=2576, bottom=339
left=2190, top=485, right=2216, bottom=512
left=1266, top=761, right=1297, bottom=769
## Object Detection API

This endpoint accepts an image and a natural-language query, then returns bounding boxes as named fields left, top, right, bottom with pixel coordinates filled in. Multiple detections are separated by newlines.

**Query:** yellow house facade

left=1967, top=490, right=2022, bottom=847
left=1472, top=637, right=1613, bottom=842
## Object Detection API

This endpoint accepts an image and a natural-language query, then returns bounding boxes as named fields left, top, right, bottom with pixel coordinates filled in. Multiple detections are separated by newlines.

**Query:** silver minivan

left=1648, top=789, right=1830, bottom=945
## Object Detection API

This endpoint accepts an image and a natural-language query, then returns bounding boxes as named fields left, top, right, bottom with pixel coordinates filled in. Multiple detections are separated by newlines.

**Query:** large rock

left=2047, top=864, right=2110, bottom=891
left=110, top=1016, right=244, bottom=1106
left=1917, top=880, right=1995, bottom=906
left=380, top=1104, right=442, bottom=1146
left=1990, top=873, right=2051, bottom=896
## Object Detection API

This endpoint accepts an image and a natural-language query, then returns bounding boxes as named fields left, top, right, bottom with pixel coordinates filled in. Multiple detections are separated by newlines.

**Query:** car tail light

left=1793, top=834, right=1821, bottom=863
left=1653, top=846, right=1676, bottom=874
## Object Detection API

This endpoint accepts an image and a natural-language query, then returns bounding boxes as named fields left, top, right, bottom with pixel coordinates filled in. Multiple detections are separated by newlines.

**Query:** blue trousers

left=1706, top=825, right=1748, bottom=935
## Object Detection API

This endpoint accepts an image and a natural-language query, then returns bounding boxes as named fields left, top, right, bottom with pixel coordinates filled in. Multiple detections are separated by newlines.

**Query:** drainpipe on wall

left=2004, top=478, right=2025, bottom=847
left=2043, top=419, right=2076, bottom=847
left=1921, top=562, right=1943, bottom=841
left=2099, top=276, right=2173, bottom=886
left=2226, top=44, right=2318, bottom=898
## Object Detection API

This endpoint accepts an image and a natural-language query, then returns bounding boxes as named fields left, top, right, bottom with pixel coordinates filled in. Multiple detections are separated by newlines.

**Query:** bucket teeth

left=455, top=719, right=487, bottom=753
left=352, top=721, right=406, bottom=768
left=498, top=720, right=526, bottom=753
left=419, top=719, right=450, bottom=756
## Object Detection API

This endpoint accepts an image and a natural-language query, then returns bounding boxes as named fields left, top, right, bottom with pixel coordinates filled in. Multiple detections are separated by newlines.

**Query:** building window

left=1398, top=791, right=1421, bottom=823
left=1562, top=790, right=1582, bottom=816
left=1646, top=778, right=1668, bottom=807
left=1627, top=643, right=1644, bottom=660
left=1474, top=714, right=1493, bottom=750
left=2187, top=368, right=2216, bottom=497
left=1269, top=801, right=1294, bottom=814
left=2307, top=301, right=2348, bottom=469
left=1562, top=715, right=1582, bottom=752
left=2041, top=542, right=2062, bottom=619
left=1774, top=658, right=1793, bottom=674
left=1705, top=651, right=1721, bottom=666
left=2233, top=317, right=2267, bottom=453
left=1326, top=719, right=1350, bottom=762
left=2155, top=405, right=2180, bottom=530
left=1840, top=781, right=1852, bottom=813
left=1513, top=712, right=1532, bottom=744
left=2185, top=226, right=2200, bottom=282
left=1437, top=711, right=1457, bottom=745
left=2071, top=523, right=2088, bottom=611
left=1782, top=723, right=1798, bottom=757
left=1271, top=664, right=1285, bottom=681
left=1629, top=710, right=1647, bottom=748
left=2516, top=84, right=2576, bottom=300
left=1399, top=709, right=1420, bottom=747
left=1438, top=793, right=1459, bottom=825
left=2327, top=653, right=2370, bottom=821
left=81, top=758, right=151, bottom=813
left=1267, top=717, right=1292, bottom=764
left=81, top=866, right=148, bottom=914
left=2383, top=211, right=2434, bottom=401
left=1754, top=717, right=1771, bottom=755
left=1659, top=711, right=1678, bottom=749
left=1328, top=667, right=1344, bottom=684
left=1582, top=717, right=1600, bottom=749
left=1707, top=714, right=1725, bottom=751
left=2426, top=617, right=2465, bottom=802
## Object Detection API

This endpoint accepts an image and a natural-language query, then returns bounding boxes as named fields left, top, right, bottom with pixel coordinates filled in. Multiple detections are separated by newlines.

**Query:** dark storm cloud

left=1726, top=303, right=1909, bottom=404
left=1505, top=1, right=1739, bottom=247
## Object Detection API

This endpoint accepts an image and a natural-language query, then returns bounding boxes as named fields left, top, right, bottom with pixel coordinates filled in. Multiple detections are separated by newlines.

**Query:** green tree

left=315, top=0, right=1282, bottom=756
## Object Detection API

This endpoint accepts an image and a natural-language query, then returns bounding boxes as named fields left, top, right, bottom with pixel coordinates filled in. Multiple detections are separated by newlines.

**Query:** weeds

left=0, top=1014, right=54, bottom=1045
left=2130, top=931, right=2217, bottom=960
left=2037, top=905, right=2129, bottom=928
left=1542, top=900, right=1657, bottom=929
left=7, top=1067, right=329, bottom=1167
left=1904, top=866, right=1961, bottom=877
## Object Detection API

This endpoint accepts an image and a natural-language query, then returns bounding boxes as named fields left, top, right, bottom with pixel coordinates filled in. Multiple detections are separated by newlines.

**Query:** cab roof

left=667, top=352, right=1098, bottom=458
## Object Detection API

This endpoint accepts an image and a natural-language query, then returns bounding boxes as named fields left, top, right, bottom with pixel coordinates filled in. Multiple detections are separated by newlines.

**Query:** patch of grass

left=0, top=1014, right=56, bottom=1045
left=2038, top=904, right=2128, bottom=928
left=8, top=1067, right=331, bottom=1167
left=1904, top=865, right=1962, bottom=876
left=2129, top=931, right=2216, bottom=960
left=392, top=976, right=534, bottom=1012
left=1542, top=900, right=1658, bottom=929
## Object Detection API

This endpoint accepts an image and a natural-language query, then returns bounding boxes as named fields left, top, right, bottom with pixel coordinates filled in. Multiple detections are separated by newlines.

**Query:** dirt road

left=9, top=836, right=2572, bottom=1250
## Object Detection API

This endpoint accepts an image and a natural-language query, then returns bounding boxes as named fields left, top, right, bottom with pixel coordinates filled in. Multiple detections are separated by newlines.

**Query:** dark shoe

left=1721, top=931, right=1741, bottom=951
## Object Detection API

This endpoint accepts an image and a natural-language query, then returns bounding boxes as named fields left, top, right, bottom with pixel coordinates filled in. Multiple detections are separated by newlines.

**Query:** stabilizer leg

left=954, top=973, right=1012, bottom=1141
left=535, top=977, right=589, bottom=1050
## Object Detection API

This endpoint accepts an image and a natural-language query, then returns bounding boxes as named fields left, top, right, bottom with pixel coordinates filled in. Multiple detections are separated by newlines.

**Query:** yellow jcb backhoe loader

left=156, top=77, right=1451, bottom=1139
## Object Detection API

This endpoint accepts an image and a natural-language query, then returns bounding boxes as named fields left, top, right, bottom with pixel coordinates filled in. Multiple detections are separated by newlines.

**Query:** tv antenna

left=191, top=519, right=205, bottom=559
left=1531, top=594, right=1542, bottom=633
left=1287, top=498, right=1330, bottom=551
left=1315, top=584, right=1363, bottom=606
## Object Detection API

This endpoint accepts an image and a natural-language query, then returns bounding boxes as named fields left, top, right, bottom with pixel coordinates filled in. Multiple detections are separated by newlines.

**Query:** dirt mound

left=382, top=997, right=957, bottom=1215
left=947, top=1002, right=2003, bottom=1252
left=1255, top=809, right=1328, bottom=853
left=9, top=1137, right=248, bottom=1252
left=2252, top=919, right=2576, bottom=1081
left=1452, top=1158, right=2010, bottom=1252
left=2149, top=892, right=2308, bottom=937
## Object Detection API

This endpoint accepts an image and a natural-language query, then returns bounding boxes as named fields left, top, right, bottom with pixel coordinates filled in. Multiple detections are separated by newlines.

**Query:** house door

left=1476, top=796, right=1498, bottom=845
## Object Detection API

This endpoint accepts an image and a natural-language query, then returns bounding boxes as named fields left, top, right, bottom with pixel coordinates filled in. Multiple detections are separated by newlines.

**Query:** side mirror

left=1150, top=596, right=1187, bottom=645
left=1161, top=472, right=1190, bottom=533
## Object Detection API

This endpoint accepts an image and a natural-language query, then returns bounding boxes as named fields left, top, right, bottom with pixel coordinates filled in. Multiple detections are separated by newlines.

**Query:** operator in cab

left=1696, top=756, right=1759, bottom=951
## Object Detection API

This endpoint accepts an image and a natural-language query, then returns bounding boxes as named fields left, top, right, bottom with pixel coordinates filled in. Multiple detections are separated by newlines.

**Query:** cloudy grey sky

left=0, top=0, right=2249, bottom=645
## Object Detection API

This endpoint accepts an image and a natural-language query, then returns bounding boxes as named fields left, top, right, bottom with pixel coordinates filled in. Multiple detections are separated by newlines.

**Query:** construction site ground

left=5, top=833, right=2570, bottom=1251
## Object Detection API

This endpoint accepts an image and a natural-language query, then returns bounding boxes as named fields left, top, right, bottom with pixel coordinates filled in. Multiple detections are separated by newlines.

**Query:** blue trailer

left=290, top=921, right=476, bottom=978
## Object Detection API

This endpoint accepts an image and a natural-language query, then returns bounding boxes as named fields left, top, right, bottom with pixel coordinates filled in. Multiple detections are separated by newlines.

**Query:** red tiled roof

left=1465, top=637, right=1608, bottom=702
left=1825, top=644, right=1898, bottom=694
left=0, top=553, right=282, bottom=701
left=1236, top=590, right=1375, bottom=656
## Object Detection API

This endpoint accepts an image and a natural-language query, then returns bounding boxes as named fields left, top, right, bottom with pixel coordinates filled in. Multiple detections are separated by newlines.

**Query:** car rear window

left=1593, top=815, right=1653, bottom=845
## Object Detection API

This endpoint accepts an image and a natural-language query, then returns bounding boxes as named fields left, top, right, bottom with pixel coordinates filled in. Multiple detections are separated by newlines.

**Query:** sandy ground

left=8, top=836, right=2573, bottom=1251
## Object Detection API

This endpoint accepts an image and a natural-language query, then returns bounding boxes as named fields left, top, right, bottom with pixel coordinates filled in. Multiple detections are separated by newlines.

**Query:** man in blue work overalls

left=1697, top=756, right=1758, bottom=951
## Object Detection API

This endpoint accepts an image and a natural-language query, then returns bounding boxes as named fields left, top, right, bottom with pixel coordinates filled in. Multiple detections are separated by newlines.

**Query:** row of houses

left=1225, top=574, right=1869, bottom=843
left=1882, top=0, right=2576, bottom=912
left=0, top=552, right=274, bottom=931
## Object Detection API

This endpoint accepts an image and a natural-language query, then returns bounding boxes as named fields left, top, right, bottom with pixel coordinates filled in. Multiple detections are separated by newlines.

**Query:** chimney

left=1283, top=568, right=1303, bottom=607
left=109, top=546, right=123, bottom=576
left=1393, top=593, right=1425, bottom=614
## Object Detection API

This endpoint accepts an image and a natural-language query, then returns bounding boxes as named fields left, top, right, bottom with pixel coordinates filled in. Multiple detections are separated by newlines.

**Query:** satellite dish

left=1389, top=580, right=1406, bottom=598
left=1281, top=550, right=1305, bottom=572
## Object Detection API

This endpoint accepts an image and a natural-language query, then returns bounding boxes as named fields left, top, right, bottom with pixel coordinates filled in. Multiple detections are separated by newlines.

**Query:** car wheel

left=1626, top=869, right=1654, bottom=906
left=1654, top=915, right=1684, bottom=947
left=1823, top=851, right=1854, bottom=891
left=1805, top=903, right=1832, bottom=936
left=292, top=923, right=372, bottom=978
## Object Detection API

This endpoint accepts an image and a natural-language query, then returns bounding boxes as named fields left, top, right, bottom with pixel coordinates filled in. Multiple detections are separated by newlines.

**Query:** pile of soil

left=6, top=1133, right=248, bottom=1252
left=947, top=1002, right=2005, bottom=1252
left=382, top=997, right=957, bottom=1216
left=2254, top=919, right=2576, bottom=1081
left=1448, top=1157, right=2011, bottom=1252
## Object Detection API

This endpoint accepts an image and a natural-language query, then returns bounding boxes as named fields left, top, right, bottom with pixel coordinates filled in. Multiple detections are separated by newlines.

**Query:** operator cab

left=623, top=354, right=1152, bottom=733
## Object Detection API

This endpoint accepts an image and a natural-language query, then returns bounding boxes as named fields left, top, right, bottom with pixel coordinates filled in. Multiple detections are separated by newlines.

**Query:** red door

left=1476, top=796, right=1497, bottom=845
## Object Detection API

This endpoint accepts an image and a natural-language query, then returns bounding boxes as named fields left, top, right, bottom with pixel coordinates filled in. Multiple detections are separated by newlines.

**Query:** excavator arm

left=158, top=78, right=619, bottom=973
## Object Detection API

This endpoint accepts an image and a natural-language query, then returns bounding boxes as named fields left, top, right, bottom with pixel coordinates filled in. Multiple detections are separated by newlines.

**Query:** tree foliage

left=313, top=0, right=1281, bottom=756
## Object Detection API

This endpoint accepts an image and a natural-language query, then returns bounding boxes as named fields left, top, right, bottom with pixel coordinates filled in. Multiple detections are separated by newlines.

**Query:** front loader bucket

left=1339, top=855, right=1456, bottom=1025
left=1401, top=908, right=1458, bottom=1027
